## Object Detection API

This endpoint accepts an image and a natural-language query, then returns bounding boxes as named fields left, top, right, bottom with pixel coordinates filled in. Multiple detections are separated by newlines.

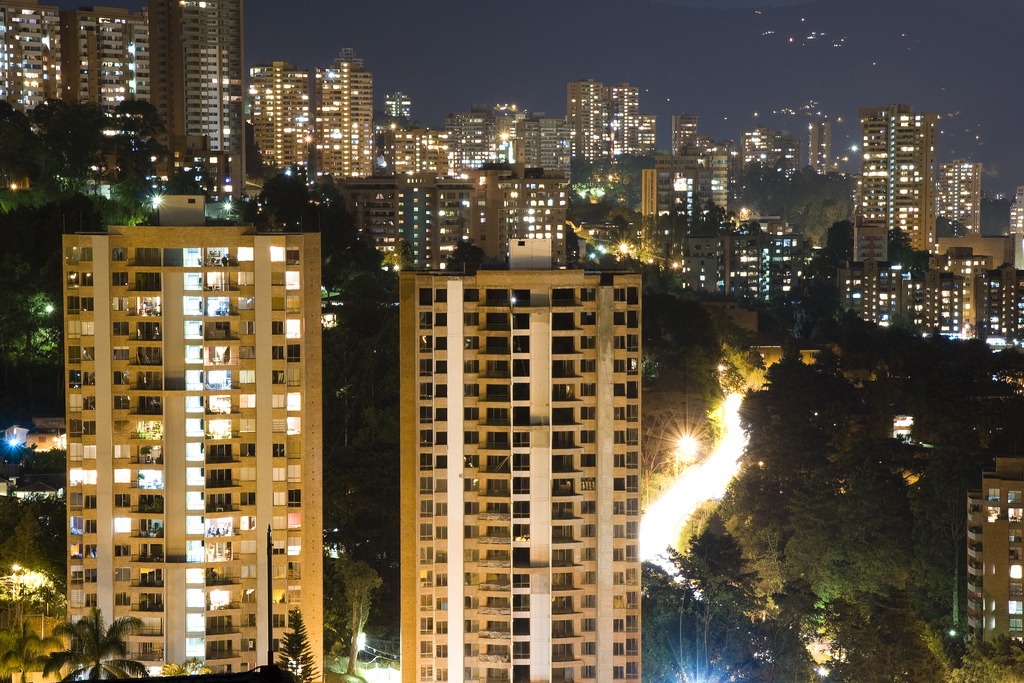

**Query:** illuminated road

left=640, top=393, right=748, bottom=563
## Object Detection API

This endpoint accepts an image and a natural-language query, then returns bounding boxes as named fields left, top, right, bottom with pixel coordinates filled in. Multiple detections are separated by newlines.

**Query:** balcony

left=205, top=624, right=239, bottom=635
left=205, top=649, right=236, bottom=661
left=131, top=579, right=165, bottom=588
left=206, top=504, right=240, bottom=513
left=131, top=553, right=164, bottom=563
left=205, top=478, right=237, bottom=489
left=206, top=601, right=240, bottom=612
left=132, top=602, right=165, bottom=613
left=133, top=528, right=164, bottom=539
left=132, top=650, right=164, bottom=662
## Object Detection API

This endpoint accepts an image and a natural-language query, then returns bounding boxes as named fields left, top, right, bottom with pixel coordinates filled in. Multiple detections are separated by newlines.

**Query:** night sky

left=55, top=0, right=1024, bottom=195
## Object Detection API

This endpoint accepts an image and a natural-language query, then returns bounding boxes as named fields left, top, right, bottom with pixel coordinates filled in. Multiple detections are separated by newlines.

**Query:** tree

left=382, top=238, right=414, bottom=271
left=278, top=609, right=318, bottom=683
left=445, top=239, right=485, bottom=272
left=0, top=619, right=62, bottom=683
left=338, top=559, right=382, bottom=676
left=159, top=659, right=210, bottom=677
left=44, top=608, right=145, bottom=681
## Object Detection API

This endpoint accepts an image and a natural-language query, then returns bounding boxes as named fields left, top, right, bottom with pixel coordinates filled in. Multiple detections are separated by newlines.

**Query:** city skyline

left=45, top=0, right=1024, bottom=194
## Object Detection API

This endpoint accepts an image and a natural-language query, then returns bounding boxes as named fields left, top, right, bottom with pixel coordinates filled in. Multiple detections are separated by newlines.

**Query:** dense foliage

left=641, top=308, right=1024, bottom=681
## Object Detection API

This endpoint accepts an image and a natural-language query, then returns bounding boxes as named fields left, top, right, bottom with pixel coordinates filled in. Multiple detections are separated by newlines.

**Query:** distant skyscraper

left=936, top=160, right=981, bottom=235
left=445, top=107, right=498, bottom=172
left=808, top=118, right=832, bottom=173
left=148, top=0, right=245, bottom=196
left=60, top=6, right=149, bottom=110
left=567, top=80, right=655, bottom=160
left=0, top=0, right=62, bottom=111
left=382, top=128, right=452, bottom=176
left=514, top=114, right=571, bottom=173
left=399, top=264, right=643, bottom=683
left=741, top=126, right=802, bottom=173
left=249, top=62, right=310, bottom=171
left=671, top=114, right=699, bottom=156
left=606, top=83, right=639, bottom=157
left=313, top=49, right=373, bottom=179
left=385, top=91, right=411, bottom=120
left=566, top=79, right=608, bottom=161
left=1011, top=186, right=1024, bottom=240
left=857, top=104, right=938, bottom=253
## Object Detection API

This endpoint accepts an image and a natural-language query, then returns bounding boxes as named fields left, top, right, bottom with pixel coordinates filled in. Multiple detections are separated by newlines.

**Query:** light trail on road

left=640, top=392, right=748, bottom=564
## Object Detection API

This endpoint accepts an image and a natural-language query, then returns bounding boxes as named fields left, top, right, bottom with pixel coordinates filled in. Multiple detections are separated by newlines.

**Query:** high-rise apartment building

left=513, top=115, right=571, bottom=173
left=148, top=0, right=245, bottom=197
left=671, top=114, right=699, bottom=156
left=937, top=160, right=982, bottom=235
left=968, top=457, right=1024, bottom=641
left=249, top=62, right=310, bottom=172
left=386, top=91, right=411, bottom=120
left=400, top=258, right=642, bottom=683
left=0, top=0, right=62, bottom=111
left=566, top=79, right=607, bottom=162
left=464, top=166, right=569, bottom=264
left=445, top=108, right=498, bottom=173
left=382, top=128, right=452, bottom=177
left=858, top=104, right=938, bottom=253
left=642, top=147, right=730, bottom=217
left=63, top=202, right=323, bottom=675
left=59, top=6, right=149, bottom=110
left=344, top=175, right=473, bottom=269
left=313, top=50, right=373, bottom=179
left=1011, top=186, right=1024, bottom=239
left=808, top=118, right=832, bottom=173
left=741, top=126, right=802, bottom=173
left=566, top=80, right=654, bottom=160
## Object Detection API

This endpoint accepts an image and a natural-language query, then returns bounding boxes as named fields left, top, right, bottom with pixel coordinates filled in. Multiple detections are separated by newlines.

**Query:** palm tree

left=43, top=608, right=146, bottom=681
left=160, top=659, right=210, bottom=677
left=0, top=619, right=62, bottom=683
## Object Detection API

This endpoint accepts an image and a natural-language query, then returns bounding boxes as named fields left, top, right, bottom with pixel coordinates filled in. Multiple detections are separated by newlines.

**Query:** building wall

left=63, top=226, right=322, bottom=676
left=400, top=270, right=642, bottom=683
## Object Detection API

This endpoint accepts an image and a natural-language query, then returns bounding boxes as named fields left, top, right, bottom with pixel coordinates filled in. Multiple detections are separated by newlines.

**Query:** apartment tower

left=400, top=253, right=642, bottom=683
left=313, top=49, right=373, bottom=179
left=60, top=6, right=150, bottom=110
left=566, top=79, right=607, bottom=162
left=63, top=201, right=322, bottom=674
left=968, top=457, right=1024, bottom=641
left=671, top=114, right=698, bottom=156
left=148, top=0, right=245, bottom=197
left=937, top=159, right=982, bottom=235
left=808, top=118, right=832, bottom=173
left=0, top=0, right=62, bottom=111
left=858, top=104, right=938, bottom=253
left=249, top=62, right=311, bottom=172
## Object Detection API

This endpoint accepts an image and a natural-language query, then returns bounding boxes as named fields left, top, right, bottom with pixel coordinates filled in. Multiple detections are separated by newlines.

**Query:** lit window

left=270, top=246, right=285, bottom=262
left=113, top=518, right=131, bottom=534
left=186, top=614, right=204, bottom=633
left=113, top=469, right=131, bottom=484
left=186, top=589, right=205, bottom=608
